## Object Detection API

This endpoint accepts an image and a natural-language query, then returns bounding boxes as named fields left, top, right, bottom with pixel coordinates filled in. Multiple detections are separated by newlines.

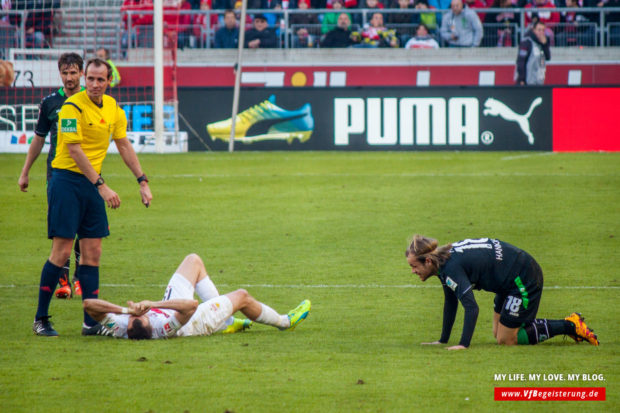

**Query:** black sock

left=77, top=265, right=99, bottom=327
left=72, top=240, right=81, bottom=282
left=35, top=260, right=63, bottom=320
left=518, top=319, right=575, bottom=344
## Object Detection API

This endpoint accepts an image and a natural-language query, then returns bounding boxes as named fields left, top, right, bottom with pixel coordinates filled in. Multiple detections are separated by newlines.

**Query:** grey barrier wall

left=179, top=87, right=553, bottom=151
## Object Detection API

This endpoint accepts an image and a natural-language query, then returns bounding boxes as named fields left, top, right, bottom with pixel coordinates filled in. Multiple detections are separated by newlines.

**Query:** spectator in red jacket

left=193, top=0, right=221, bottom=47
left=121, top=0, right=154, bottom=48
left=352, top=11, right=399, bottom=47
left=164, top=0, right=193, bottom=48
left=464, top=0, right=488, bottom=21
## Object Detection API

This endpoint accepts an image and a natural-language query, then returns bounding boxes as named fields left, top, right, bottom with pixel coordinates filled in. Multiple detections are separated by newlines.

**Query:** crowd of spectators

left=0, top=0, right=619, bottom=53
left=116, top=0, right=620, bottom=49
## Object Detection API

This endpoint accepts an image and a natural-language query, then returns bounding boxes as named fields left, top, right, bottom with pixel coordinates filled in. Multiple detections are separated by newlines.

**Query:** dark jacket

left=214, top=27, right=239, bottom=48
left=321, top=27, right=353, bottom=48
left=245, top=28, right=279, bottom=48
left=290, top=12, right=320, bottom=27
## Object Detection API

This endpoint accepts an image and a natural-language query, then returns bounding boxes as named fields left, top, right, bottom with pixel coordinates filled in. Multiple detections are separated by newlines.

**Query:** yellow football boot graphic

left=207, top=95, right=314, bottom=144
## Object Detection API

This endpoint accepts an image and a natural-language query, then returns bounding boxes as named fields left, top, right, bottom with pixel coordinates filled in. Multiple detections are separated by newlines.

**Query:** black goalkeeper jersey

left=436, top=238, right=536, bottom=347
left=34, top=88, right=68, bottom=180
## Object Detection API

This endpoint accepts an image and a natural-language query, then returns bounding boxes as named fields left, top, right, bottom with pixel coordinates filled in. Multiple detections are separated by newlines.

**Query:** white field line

left=501, top=152, right=556, bottom=161
left=1, top=284, right=618, bottom=290
left=92, top=171, right=614, bottom=179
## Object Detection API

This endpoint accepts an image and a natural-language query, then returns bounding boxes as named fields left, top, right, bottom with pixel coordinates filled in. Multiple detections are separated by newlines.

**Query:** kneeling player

left=83, top=254, right=311, bottom=339
left=405, top=235, right=599, bottom=349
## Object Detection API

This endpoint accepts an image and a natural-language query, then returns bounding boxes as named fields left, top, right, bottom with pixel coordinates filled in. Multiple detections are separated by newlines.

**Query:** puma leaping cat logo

left=483, top=97, right=542, bottom=145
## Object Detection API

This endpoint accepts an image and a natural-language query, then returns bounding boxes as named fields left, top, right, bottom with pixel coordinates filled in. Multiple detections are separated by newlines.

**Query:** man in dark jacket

left=214, top=9, right=239, bottom=48
left=245, top=14, right=278, bottom=48
left=515, top=20, right=551, bottom=85
left=321, top=12, right=353, bottom=47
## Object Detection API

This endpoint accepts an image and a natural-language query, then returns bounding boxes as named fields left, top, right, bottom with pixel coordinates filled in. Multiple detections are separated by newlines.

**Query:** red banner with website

left=495, top=387, right=606, bottom=401
left=553, top=88, right=620, bottom=152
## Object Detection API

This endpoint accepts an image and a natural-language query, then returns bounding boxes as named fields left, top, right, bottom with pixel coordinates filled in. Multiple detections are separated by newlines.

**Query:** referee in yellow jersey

left=33, top=58, right=153, bottom=337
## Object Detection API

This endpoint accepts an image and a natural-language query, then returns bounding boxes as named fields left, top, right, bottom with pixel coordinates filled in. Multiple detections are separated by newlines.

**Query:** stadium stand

left=2, top=1, right=620, bottom=57
left=0, top=0, right=619, bottom=76
left=53, top=0, right=123, bottom=58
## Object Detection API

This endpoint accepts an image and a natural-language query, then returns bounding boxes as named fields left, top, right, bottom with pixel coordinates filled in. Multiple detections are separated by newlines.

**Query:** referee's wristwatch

left=94, top=176, right=105, bottom=187
left=137, top=174, right=148, bottom=184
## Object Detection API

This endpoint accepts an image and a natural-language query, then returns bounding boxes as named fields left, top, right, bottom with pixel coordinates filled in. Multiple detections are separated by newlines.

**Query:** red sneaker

left=74, top=280, right=82, bottom=297
left=55, top=285, right=72, bottom=299
left=55, top=273, right=72, bottom=299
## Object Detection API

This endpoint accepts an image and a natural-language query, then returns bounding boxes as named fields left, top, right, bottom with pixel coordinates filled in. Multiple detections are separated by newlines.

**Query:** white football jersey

left=101, top=308, right=182, bottom=339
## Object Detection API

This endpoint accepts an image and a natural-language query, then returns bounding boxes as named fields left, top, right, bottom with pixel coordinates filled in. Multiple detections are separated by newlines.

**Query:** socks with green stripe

left=517, top=319, right=575, bottom=344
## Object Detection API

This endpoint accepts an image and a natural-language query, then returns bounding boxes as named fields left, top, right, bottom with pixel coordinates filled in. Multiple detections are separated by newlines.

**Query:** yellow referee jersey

left=52, top=90, right=127, bottom=175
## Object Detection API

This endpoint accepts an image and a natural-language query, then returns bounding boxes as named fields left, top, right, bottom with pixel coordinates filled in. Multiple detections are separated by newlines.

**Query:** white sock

left=195, top=276, right=219, bottom=301
left=256, top=303, right=290, bottom=329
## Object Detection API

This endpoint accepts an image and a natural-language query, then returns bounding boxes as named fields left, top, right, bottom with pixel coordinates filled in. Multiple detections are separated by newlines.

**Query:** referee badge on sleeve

left=61, top=118, right=77, bottom=132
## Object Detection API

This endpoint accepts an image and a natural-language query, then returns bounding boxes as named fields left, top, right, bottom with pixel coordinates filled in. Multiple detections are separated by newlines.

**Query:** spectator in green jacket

left=322, top=0, right=351, bottom=34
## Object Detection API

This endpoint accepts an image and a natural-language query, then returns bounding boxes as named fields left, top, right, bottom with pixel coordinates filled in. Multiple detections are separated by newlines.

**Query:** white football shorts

left=163, top=273, right=195, bottom=301
left=176, top=295, right=233, bottom=337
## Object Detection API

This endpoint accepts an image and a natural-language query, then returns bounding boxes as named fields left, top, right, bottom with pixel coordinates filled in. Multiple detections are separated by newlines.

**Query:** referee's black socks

left=77, top=265, right=99, bottom=327
left=35, top=260, right=64, bottom=320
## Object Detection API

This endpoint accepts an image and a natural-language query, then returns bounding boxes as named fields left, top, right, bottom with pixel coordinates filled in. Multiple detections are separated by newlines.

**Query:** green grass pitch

left=0, top=151, right=618, bottom=412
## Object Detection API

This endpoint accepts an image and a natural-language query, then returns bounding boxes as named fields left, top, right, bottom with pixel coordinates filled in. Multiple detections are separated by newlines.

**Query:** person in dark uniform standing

left=405, top=235, right=599, bottom=349
left=19, top=53, right=85, bottom=300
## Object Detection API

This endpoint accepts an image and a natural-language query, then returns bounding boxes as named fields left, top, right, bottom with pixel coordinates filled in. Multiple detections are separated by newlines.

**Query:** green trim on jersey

left=514, top=276, right=529, bottom=309
left=58, top=86, right=85, bottom=97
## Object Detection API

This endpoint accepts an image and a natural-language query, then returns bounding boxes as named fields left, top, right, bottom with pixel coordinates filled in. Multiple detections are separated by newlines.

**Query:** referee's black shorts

left=47, top=168, right=110, bottom=240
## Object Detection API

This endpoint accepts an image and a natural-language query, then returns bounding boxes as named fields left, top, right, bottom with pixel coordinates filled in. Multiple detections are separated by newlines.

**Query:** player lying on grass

left=83, top=253, right=311, bottom=339
left=406, top=235, right=599, bottom=350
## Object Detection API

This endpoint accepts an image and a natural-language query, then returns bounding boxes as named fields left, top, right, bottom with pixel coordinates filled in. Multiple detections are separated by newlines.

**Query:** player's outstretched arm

left=114, top=137, right=152, bottom=207
left=83, top=298, right=145, bottom=322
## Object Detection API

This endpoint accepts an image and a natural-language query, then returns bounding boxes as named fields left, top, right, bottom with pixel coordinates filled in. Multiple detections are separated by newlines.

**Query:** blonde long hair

left=405, top=234, right=452, bottom=271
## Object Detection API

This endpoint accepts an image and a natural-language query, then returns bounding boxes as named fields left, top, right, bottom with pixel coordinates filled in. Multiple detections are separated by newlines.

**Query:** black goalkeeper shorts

left=494, top=257, right=543, bottom=328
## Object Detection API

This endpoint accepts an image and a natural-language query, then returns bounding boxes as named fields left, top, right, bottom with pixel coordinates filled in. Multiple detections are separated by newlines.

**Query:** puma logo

left=483, top=97, right=542, bottom=145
